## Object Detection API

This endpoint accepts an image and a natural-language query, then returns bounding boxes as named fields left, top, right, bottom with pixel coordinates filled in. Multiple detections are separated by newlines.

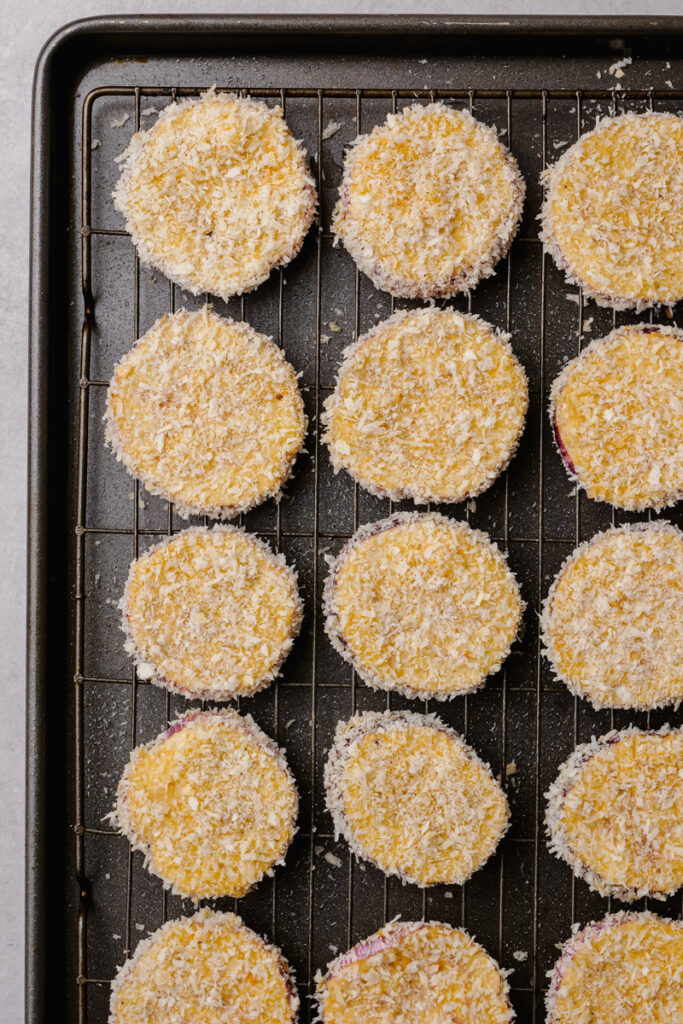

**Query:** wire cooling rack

left=74, top=82, right=683, bottom=1024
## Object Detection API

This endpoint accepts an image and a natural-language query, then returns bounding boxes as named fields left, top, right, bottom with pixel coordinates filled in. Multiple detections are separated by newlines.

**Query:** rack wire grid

left=75, top=83, right=683, bottom=1024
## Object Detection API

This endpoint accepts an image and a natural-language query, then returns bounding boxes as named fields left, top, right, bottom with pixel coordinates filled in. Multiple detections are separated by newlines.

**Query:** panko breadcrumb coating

left=110, top=908, right=298, bottom=1024
left=551, top=324, right=683, bottom=511
left=541, top=522, right=683, bottom=710
left=106, top=306, right=307, bottom=520
left=332, top=102, right=524, bottom=299
left=545, top=726, right=683, bottom=902
left=113, top=89, right=316, bottom=300
left=323, top=512, right=523, bottom=700
left=324, top=711, right=509, bottom=886
left=317, top=920, right=513, bottom=1024
left=541, top=111, right=683, bottom=310
left=121, top=525, right=302, bottom=700
left=546, top=912, right=683, bottom=1024
left=113, top=708, right=298, bottom=899
left=323, top=307, right=528, bottom=505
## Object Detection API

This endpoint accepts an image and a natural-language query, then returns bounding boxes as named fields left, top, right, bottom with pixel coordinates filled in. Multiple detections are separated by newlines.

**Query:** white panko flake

left=322, top=307, right=528, bottom=505
left=332, top=102, right=525, bottom=299
left=109, top=907, right=298, bottom=1024
left=114, top=708, right=298, bottom=899
left=121, top=525, right=303, bottom=700
left=550, top=324, right=683, bottom=511
left=541, top=522, right=683, bottom=710
left=545, top=726, right=683, bottom=902
left=546, top=912, right=683, bottom=1024
left=608, top=57, right=632, bottom=77
left=324, top=711, right=509, bottom=887
left=323, top=512, right=524, bottom=700
left=113, top=89, right=316, bottom=301
left=317, top=920, right=513, bottom=1024
left=322, top=120, right=344, bottom=140
left=540, top=112, right=683, bottom=311
left=106, top=306, right=307, bottom=519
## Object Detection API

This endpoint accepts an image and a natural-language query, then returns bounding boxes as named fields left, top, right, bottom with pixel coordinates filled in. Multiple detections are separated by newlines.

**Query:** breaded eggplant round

left=324, top=513, right=523, bottom=700
left=122, top=526, right=303, bottom=700
left=317, top=920, right=513, bottom=1024
left=113, top=708, right=298, bottom=899
left=332, top=102, right=524, bottom=299
left=546, top=912, right=683, bottom=1024
left=110, top=908, right=298, bottom=1024
left=324, top=710, right=509, bottom=886
left=113, top=90, right=316, bottom=300
left=541, top=522, right=683, bottom=710
left=106, top=306, right=307, bottom=520
left=541, top=111, right=683, bottom=310
left=323, top=307, right=528, bottom=505
left=551, top=324, right=683, bottom=511
left=546, top=726, right=683, bottom=901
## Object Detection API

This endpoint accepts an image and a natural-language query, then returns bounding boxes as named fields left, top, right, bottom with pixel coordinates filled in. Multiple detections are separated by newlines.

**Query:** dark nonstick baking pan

left=28, top=15, right=683, bottom=1024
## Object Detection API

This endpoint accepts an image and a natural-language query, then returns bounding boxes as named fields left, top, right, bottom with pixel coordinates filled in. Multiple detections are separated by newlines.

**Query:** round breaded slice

left=106, top=306, right=307, bottom=520
left=324, top=710, right=509, bottom=886
left=113, top=89, right=316, bottom=300
left=332, top=102, right=524, bottom=299
left=324, top=512, right=523, bottom=700
left=121, top=525, right=302, bottom=700
left=317, top=920, right=513, bottom=1024
left=546, top=912, right=683, bottom=1024
left=551, top=324, right=683, bottom=511
left=110, top=908, right=298, bottom=1024
left=113, top=708, right=298, bottom=899
left=322, top=307, right=528, bottom=505
left=545, top=726, right=683, bottom=902
left=541, top=111, right=683, bottom=311
left=541, top=521, right=683, bottom=710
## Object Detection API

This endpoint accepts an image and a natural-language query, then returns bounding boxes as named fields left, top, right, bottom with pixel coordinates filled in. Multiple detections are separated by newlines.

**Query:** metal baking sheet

left=28, top=16, right=683, bottom=1024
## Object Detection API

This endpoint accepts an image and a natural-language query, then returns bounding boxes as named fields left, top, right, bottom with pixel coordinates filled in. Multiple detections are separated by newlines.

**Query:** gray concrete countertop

left=3, top=2, right=680, bottom=1020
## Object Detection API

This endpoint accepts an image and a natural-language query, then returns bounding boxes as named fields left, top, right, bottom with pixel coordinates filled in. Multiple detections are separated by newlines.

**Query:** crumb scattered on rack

left=110, top=113, right=131, bottom=129
left=320, top=334, right=330, bottom=345
left=565, top=293, right=580, bottom=305
left=327, top=321, right=342, bottom=333
left=513, top=950, right=528, bottom=962
left=141, top=107, right=158, bottom=117
left=582, top=318, right=593, bottom=332
left=324, top=851, right=342, bottom=868
left=506, top=761, right=517, bottom=777
left=609, top=57, right=632, bottom=78
left=322, top=120, right=344, bottom=140
left=91, top=139, right=101, bottom=151
left=285, top=718, right=296, bottom=730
